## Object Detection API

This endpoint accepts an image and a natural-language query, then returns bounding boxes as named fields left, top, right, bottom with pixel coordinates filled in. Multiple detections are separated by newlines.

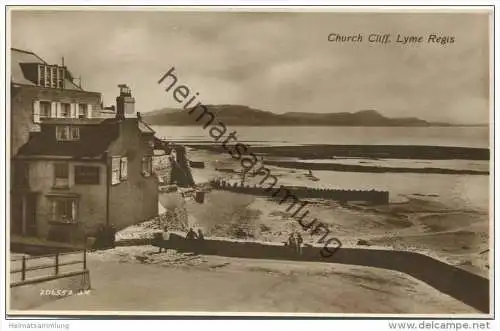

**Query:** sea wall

left=211, top=179, right=389, bottom=204
left=154, top=234, right=489, bottom=313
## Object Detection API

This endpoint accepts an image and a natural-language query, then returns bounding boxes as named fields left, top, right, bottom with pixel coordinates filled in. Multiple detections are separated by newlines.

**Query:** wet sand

left=180, top=143, right=490, bottom=161
left=177, top=148, right=490, bottom=278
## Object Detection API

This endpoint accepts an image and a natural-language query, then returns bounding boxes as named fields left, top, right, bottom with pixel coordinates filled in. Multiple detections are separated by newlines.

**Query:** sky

left=10, top=9, right=491, bottom=124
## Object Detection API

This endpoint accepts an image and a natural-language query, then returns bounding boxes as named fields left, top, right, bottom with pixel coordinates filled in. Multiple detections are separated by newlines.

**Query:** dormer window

left=37, top=64, right=65, bottom=88
left=56, top=126, right=80, bottom=141
left=50, top=66, right=57, bottom=87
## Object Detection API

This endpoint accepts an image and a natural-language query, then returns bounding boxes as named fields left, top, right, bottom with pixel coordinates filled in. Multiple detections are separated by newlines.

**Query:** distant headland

left=142, top=105, right=486, bottom=127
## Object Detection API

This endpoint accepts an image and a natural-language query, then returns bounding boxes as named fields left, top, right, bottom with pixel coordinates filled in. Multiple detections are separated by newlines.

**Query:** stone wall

left=155, top=234, right=489, bottom=313
left=211, top=179, right=389, bottom=204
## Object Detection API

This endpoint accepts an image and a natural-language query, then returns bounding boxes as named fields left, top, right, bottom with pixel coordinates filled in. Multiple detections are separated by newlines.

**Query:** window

left=60, top=103, right=71, bottom=118
left=120, top=157, right=128, bottom=180
left=40, top=101, right=51, bottom=119
left=53, top=163, right=69, bottom=188
left=50, top=66, right=57, bottom=88
left=56, top=126, right=79, bottom=141
left=33, top=101, right=51, bottom=124
left=57, top=67, right=65, bottom=89
left=78, top=104, right=88, bottom=118
left=141, top=156, right=152, bottom=177
left=51, top=198, right=78, bottom=224
left=37, top=64, right=65, bottom=89
left=38, top=64, right=51, bottom=87
left=75, top=166, right=100, bottom=185
left=71, top=127, right=80, bottom=140
left=111, top=157, right=121, bottom=185
left=56, top=126, right=69, bottom=141
left=37, top=64, right=44, bottom=87
left=111, top=156, right=128, bottom=184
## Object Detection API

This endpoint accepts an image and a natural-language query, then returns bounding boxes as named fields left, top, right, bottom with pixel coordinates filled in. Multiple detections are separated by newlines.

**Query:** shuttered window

left=120, top=156, right=128, bottom=180
left=32, top=101, right=40, bottom=124
left=111, top=157, right=121, bottom=185
left=141, top=156, right=152, bottom=177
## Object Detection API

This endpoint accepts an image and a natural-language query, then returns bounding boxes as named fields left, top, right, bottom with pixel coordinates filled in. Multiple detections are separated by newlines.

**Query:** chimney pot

left=116, top=84, right=135, bottom=119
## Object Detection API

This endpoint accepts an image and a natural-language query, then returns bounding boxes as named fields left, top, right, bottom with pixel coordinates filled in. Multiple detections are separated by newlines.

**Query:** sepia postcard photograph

left=3, top=5, right=494, bottom=320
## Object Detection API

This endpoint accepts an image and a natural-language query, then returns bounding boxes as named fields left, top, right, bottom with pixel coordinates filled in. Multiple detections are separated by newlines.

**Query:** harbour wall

left=154, top=234, right=489, bottom=313
left=211, top=179, right=389, bottom=204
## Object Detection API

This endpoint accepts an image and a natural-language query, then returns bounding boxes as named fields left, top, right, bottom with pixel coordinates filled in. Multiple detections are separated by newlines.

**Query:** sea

left=152, top=126, right=490, bottom=212
left=151, top=126, right=489, bottom=149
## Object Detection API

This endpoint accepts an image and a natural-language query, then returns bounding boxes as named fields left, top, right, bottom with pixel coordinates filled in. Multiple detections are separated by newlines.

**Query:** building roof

left=11, top=48, right=84, bottom=91
left=16, top=119, right=120, bottom=159
left=138, top=118, right=155, bottom=134
left=41, top=118, right=109, bottom=125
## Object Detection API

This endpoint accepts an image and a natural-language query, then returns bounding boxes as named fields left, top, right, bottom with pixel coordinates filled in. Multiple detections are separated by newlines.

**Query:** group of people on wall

left=184, top=227, right=304, bottom=256
left=185, top=228, right=204, bottom=241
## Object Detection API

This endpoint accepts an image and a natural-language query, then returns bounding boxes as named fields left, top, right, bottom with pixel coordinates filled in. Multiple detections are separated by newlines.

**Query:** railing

left=10, top=249, right=87, bottom=287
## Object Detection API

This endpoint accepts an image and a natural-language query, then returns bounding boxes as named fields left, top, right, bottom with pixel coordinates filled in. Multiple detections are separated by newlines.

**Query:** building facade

left=10, top=48, right=105, bottom=157
left=11, top=81, right=159, bottom=242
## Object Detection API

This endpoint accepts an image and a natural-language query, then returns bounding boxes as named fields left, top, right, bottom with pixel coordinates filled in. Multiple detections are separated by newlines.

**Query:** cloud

left=10, top=9, right=491, bottom=124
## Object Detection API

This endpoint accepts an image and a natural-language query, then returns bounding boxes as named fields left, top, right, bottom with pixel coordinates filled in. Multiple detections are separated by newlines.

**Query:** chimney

left=116, top=84, right=135, bottom=120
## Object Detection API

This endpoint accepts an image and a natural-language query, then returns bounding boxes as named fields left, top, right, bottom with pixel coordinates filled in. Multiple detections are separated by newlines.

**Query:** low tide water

left=155, top=125, right=490, bottom=213
left=152, top=126, right=489, bottom=149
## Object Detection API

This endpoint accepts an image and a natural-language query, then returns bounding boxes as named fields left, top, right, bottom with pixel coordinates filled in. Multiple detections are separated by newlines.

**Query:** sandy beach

left=7, top=8, right=493, bottom=321
left=166, top=145, right=490, bottom=279
left=11, top=139, right=489, bottom=314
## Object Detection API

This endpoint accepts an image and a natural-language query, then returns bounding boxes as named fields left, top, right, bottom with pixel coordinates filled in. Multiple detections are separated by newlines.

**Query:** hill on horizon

left=141, top=104, right=467, bottom=127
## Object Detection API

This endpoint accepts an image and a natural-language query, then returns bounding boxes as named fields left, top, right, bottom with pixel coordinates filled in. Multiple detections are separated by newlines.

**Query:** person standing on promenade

left=186, top=228, right=198, bottom=240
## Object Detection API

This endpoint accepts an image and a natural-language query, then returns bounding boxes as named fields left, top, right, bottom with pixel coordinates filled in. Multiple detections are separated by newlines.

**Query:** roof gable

left=138, top=118, right=155, bottom=134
